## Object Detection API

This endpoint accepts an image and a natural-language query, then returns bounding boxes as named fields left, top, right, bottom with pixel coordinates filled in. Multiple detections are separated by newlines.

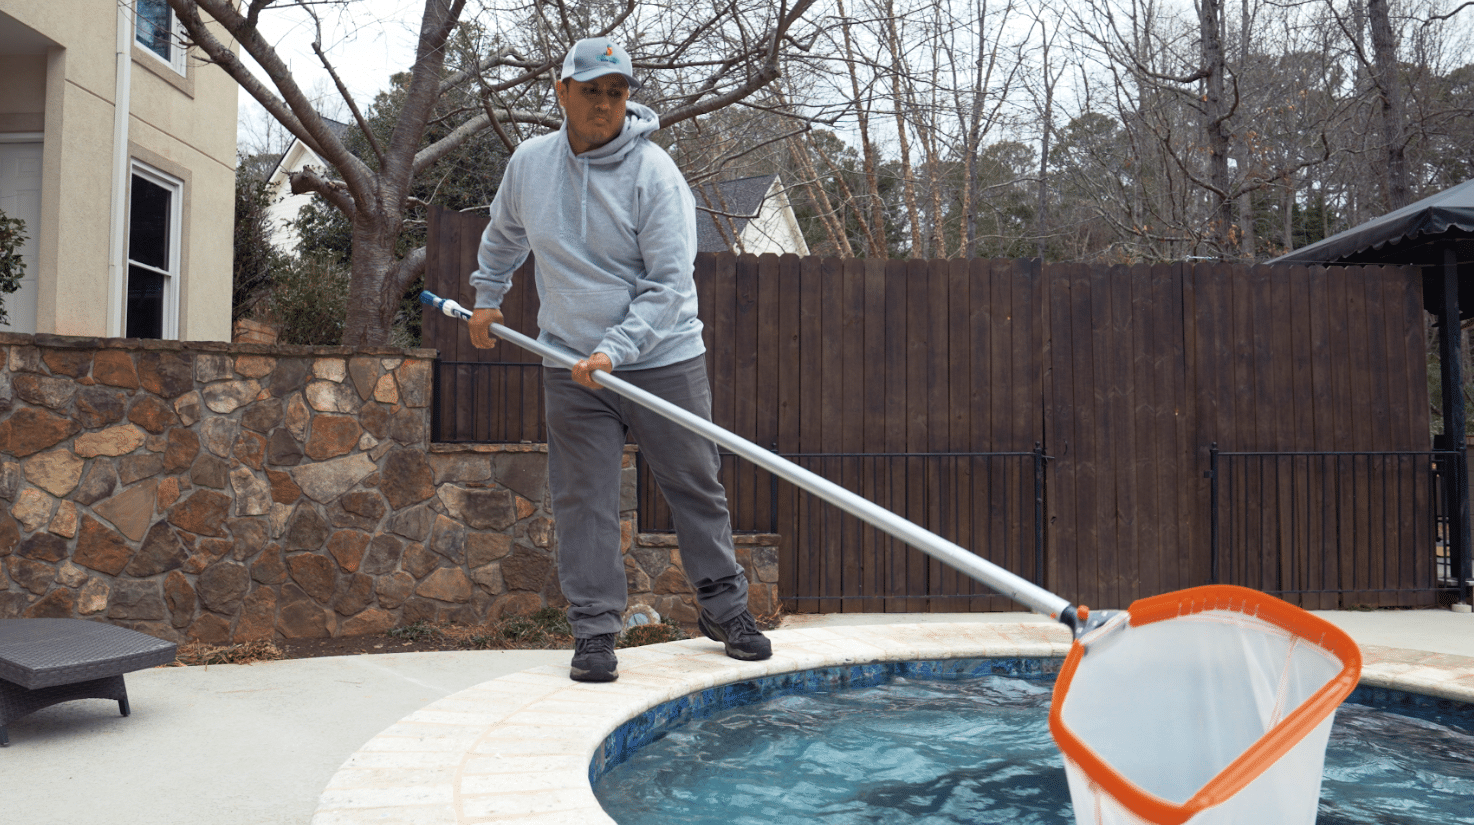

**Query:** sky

left=235, top=1, right=422, bottom=154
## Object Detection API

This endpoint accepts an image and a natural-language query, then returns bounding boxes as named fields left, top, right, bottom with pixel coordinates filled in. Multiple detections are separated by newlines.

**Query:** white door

left=0, top=141, right=42, bottom=334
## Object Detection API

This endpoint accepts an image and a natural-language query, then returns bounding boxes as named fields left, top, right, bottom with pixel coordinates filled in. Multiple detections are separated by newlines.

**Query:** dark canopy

left=1271, top=178, right=1474, bottom=319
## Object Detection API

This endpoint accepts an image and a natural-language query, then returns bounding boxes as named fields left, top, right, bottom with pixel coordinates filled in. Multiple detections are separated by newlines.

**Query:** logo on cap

left=598, top=45, right=619, bottom=66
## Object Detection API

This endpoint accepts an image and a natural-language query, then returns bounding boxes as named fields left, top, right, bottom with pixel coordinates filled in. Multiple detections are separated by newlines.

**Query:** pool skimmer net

left=422, top=290, right=1363, bottom=825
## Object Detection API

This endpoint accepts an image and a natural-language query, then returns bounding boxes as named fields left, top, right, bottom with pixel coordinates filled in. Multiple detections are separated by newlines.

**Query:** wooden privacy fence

left=424, top=206, right=1446, bottom=612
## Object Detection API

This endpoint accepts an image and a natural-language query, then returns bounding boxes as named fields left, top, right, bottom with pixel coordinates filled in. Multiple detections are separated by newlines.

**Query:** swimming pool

left=593, top=659, right=1474, bottom=825
left=310, top=621, right=1474, bottom=825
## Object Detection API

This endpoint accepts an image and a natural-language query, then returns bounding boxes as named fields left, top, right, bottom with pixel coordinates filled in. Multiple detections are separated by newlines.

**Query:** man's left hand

left=572, top=352, right=613, bottom=389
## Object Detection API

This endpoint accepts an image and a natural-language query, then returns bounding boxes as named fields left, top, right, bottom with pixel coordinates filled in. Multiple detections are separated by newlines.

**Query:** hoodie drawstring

left=580, top=157, right=589, bottom=240
left=563, top=103, right=661, bottom=241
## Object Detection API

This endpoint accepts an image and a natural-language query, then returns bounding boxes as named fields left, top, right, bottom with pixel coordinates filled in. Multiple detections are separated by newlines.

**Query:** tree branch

left=412, top=109, right=559, bottom=174
left=167, top=0, right=374, bottom=197
left=1424, top=0, right=1474, bottom=24
left=288, top=165, right=355, bottom=217
left=304, top=5, right=385, bottom=169
left=661, top=0, right=819, bottom=127
left=382, top=0, right=469, bottom=184
left=683, top=124, right=812, bottom=185
left=480, top=95, right=518, bottom=155
left=388, top=245, right=427, bottom=299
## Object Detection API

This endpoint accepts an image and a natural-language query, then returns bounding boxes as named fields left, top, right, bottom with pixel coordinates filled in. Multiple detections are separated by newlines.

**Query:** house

left=263, top=118, right=350, bottom=252
left=0, top=1, right=237, bottom=341
left=691, top=173, right=810, bottom=256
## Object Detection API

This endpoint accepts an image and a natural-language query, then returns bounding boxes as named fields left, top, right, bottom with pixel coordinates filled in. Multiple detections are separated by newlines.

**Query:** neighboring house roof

left=267, top=118, right=352, bottom=184
left=691, top=174, right=810, bottom=256
left=265, top=118, right=353, bottom=252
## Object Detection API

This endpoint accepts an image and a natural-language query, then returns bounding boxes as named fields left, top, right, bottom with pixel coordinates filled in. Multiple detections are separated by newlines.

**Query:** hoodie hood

left=562, top=101, right=662, bottom=238
left=569, top=101, right=661, bottom=164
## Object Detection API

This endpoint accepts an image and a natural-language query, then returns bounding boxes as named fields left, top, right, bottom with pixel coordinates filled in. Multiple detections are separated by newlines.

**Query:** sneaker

left=570, top=633, right=618, bottom=682
left=698, top=609, right=773, bottom=661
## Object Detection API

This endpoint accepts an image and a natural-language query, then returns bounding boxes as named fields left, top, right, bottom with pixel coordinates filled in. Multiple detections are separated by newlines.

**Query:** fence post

left=1207, top=443, right=1220, bottom=584
left=430, top=358, right=442, bottom=444
left=770, top=442, right=779, bottom=534
left=1034, top=442, right=1048, bottom=587
left=1437, top=248, right=1472, bottom=604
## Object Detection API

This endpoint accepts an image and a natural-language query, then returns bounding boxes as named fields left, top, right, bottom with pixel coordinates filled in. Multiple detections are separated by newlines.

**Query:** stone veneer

left=0, top=333, right=779, bottom=644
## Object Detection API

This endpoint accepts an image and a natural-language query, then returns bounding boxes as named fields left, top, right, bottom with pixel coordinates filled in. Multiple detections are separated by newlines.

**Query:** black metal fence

left=431, top=360, right=545, bottom=444
left=1207, top=445, right=1465, bottom=607
left=640, top=447, right=1051, bottom=609
left=429, top=361, right=1465, bottom=608
left=433, top=362, right=1051, bottom=607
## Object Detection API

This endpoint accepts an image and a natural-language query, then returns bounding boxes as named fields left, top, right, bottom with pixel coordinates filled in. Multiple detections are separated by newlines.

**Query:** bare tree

left=929, top=0, right=1028, bottom=259
left=870, top=0, right=927, bottom=257
left=840, top=1, right=889, bottom=255
left=1087, top=0, right=1236, bottom=253
left=168, top=0, right=820, bottom=344
left=1323, top=0, right=1416, bottom=211
left=1023, top=5, right=1065, bottom=261
left=1369, top=0, right=1413, bottom=208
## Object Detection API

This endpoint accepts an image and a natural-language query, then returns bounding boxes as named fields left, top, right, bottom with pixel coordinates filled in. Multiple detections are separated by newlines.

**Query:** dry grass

left=170, top=640, right=285, bottom=667
left=165, top=607, right=782, bottom=667
left=616, top=620, right=690, bottom=648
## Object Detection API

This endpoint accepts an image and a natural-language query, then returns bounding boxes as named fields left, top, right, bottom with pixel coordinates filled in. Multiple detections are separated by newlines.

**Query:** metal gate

left=1206, top=445, right=1464, bottom=607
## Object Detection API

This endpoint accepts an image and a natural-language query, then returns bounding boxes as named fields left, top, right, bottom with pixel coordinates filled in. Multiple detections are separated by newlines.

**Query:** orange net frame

left=1049, top=585, right=1362, bottom=825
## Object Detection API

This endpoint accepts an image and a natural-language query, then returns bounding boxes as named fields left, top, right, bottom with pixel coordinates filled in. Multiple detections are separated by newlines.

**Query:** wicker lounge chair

left=0, top=619, right=177, bottom=746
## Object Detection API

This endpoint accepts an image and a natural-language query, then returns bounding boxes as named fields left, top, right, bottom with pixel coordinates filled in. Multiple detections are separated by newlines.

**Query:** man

left=467, top=37, right=772, bottom=682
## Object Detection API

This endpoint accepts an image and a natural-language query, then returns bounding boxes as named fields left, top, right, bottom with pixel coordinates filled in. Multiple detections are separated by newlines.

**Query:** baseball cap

left=560, top=38, right=641, bottom=91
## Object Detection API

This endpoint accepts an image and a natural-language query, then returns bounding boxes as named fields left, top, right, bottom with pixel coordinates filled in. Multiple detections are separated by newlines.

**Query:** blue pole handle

left=419, top=289, right=473, bottom=320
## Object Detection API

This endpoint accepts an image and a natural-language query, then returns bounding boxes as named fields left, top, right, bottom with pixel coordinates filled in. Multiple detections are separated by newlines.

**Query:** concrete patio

left=2, top=609, right=1471, bottom=824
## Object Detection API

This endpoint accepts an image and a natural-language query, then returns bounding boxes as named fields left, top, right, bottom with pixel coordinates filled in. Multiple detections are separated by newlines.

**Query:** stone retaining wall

left=0, top=333, right=779, bottom=643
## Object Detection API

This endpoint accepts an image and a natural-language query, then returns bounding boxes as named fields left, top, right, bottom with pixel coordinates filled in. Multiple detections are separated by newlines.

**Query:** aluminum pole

left=420, top=292, right=1076, bottom=623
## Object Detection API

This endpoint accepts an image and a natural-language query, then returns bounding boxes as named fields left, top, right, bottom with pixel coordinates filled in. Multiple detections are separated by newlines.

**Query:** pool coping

left=309, top=622, right=1474, bottom=825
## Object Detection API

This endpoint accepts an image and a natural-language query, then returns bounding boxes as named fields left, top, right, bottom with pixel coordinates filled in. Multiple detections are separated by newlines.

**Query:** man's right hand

left=468, top=307, right=504, bottom=349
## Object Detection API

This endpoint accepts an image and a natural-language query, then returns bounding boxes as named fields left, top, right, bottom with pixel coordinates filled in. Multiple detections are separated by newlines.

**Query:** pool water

left=594, top=673, right=1474, bottom=825
left=1320, top=696, right=1474, bottom=824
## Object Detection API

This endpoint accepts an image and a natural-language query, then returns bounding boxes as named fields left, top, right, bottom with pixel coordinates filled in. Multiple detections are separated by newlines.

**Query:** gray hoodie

left=470, top=102, right=702, bottom=371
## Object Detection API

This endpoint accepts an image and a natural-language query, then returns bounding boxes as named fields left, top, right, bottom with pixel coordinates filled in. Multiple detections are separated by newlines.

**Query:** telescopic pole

left=420, top=291, right=1080, bottom=627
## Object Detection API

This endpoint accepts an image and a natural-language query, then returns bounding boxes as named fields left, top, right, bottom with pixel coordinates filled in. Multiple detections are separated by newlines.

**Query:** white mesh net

left=1049, top=586, right=1361, bottom=825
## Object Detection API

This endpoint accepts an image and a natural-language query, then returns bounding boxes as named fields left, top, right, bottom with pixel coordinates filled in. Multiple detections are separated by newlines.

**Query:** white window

left=126, top=164, right=182, bottom=340
left=136, top=0, right=187, bottom=75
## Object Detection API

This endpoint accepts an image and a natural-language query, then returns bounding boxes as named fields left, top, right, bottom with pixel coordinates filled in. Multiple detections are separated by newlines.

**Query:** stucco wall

left=1, top=1, right=237, bottom=342
left=0, top=54, right=46, bottom=133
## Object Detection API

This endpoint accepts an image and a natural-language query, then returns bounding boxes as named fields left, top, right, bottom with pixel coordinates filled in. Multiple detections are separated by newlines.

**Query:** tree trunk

left=342, top=211, right=400, bottom=345
left=1368, top=0, right=1411, bottom=210
left=1282, top=179, right=1294, bottom=251
left=1237, top=194, right=1255, bottom=259
left=883, top=1, right=925, bottom=258
left=1035, top=20, right=1054, bottom=263
left=1236, top=0, right=1254, bottom=260
left=837, top=0, right=888, bottom=257
left=1199, top=0, right=1233, bottom=254
left=789, top=135, right=854, bottom=257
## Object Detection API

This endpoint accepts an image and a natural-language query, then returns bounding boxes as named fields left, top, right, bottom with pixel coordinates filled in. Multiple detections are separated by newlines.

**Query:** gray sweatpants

left=544, top=355, right=749, bottom=638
